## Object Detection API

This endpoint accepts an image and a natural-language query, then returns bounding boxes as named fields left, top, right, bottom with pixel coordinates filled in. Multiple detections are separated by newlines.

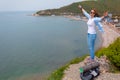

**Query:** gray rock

left=62, top=56, right=120, bottom=80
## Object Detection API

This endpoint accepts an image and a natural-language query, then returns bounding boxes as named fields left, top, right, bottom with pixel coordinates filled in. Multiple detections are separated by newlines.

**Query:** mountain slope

left=36, top=0, right=120, bottom=16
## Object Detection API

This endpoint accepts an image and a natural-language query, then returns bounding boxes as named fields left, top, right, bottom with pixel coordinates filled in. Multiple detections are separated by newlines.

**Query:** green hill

left=36, top=0, right=120, bottom=16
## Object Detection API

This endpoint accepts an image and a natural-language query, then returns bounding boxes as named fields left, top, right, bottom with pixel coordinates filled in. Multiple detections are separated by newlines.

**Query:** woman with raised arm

left=78, top=5, right=108, bottom=61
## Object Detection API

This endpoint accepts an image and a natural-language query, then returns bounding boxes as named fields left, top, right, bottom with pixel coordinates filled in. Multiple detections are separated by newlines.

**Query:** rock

left=98, top=56, right=110, bottom=73
left=83, top=56, right=110, bottom=73
left=62, top=56, right=120, bottom=80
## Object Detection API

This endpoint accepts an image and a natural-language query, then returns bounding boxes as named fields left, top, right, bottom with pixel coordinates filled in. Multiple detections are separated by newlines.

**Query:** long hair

left=92, top=8, right=99, bottom=17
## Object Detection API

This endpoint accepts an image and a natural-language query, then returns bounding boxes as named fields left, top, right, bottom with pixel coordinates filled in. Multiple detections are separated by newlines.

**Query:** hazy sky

left=0, top=0, right=84, bottom=11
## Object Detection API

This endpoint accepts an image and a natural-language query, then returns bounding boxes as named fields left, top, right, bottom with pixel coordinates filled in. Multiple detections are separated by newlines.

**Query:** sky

left=0, top=0, right=84, bottom=11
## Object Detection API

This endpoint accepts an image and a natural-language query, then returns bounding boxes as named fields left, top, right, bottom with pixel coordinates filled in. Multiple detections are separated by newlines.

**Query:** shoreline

left=61, top=24, right=120, bottom=80
left=63, top=15, right=88, bottom=21
left=101, top=23, right=120, bottom=47
left=47, top=16, right=120, bottom=80
left=61, top=17, right=120, bottom=80
left=64, top=15, right=120, bottom=47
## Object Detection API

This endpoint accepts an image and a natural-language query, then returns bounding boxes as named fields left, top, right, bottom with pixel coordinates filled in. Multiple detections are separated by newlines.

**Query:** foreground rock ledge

left=62, top=56, right=120, bottom=80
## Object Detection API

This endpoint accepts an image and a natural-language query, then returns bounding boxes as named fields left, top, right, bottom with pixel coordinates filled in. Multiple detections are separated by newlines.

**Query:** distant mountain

left=36, top=0, right=120, bottom=16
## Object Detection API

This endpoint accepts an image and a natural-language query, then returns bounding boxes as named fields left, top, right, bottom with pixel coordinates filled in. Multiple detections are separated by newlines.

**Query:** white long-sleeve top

left=83, top=10, right=104, bottom=34
left=87, top=18, right=96, bottom=34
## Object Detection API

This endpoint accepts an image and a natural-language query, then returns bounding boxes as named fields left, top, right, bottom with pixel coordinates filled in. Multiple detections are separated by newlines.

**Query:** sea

left=0, top=11, right=102, bottom=80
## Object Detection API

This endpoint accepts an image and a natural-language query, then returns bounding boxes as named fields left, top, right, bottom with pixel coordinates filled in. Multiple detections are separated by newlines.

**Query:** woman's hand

left=78, top=5, right=82, bottom=9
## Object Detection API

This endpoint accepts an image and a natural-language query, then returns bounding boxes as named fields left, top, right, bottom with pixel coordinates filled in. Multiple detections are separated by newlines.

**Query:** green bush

left=96, top=37, right=120, bottom=68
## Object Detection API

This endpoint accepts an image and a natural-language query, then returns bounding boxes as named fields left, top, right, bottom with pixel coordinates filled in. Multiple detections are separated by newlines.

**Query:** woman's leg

left=87, top=34, right=96, bottom=60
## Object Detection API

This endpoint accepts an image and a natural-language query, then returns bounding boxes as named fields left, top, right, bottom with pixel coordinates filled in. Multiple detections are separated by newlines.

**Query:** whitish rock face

left=83, top=56, right=110, bottom=73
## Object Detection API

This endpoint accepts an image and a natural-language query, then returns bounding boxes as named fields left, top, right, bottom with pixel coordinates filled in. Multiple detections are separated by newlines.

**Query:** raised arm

left=94, top=11, right=108, bottom=22
left=94, top=12, right=108, bottom=33
left=78, top=5, right=90, bottom=19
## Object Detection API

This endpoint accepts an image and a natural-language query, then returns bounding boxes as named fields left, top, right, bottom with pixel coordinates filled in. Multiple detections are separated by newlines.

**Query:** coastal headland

left=47, top=16, right=120, bottom=80
left=61, top=17, right=120, bottom=80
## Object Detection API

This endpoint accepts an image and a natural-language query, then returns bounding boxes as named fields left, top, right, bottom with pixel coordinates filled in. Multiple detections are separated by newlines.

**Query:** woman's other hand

left=103, top=11, right=108, bottom=17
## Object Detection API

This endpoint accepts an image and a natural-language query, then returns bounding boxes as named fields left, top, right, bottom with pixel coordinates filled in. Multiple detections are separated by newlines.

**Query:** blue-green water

left=0, top=12, right=102, bottom=80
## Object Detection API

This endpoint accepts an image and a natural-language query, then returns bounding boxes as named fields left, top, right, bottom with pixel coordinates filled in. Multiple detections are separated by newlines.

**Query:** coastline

left=64, top=15, right=120, bottom=48
left=61, top=18, right=120, bottom=80
left=101, top=23, right=120, bottom=47
left=47, top=16, right=120, bottom=80
left=63, top=15, right=88, bottom=21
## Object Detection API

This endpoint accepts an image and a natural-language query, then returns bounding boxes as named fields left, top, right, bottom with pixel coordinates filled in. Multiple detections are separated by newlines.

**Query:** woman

left=78, top=5, right=108, bottom=61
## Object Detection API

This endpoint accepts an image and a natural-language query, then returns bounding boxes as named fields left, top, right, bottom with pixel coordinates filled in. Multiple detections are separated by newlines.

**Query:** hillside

left=36, top=0, right=120, bottom=16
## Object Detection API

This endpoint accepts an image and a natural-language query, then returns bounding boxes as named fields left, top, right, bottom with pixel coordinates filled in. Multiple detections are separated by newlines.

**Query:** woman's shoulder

left=94, top=17, right=100, bottom=19
left=93, top=17, right=102, bottom=22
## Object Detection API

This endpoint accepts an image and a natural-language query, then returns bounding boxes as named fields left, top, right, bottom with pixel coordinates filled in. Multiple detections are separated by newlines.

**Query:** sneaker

left=86, top=58, right=96, bottom=65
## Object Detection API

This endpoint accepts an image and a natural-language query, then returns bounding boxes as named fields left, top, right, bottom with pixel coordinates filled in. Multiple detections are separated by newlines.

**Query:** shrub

left=96, top=37, right=120, bottom=68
